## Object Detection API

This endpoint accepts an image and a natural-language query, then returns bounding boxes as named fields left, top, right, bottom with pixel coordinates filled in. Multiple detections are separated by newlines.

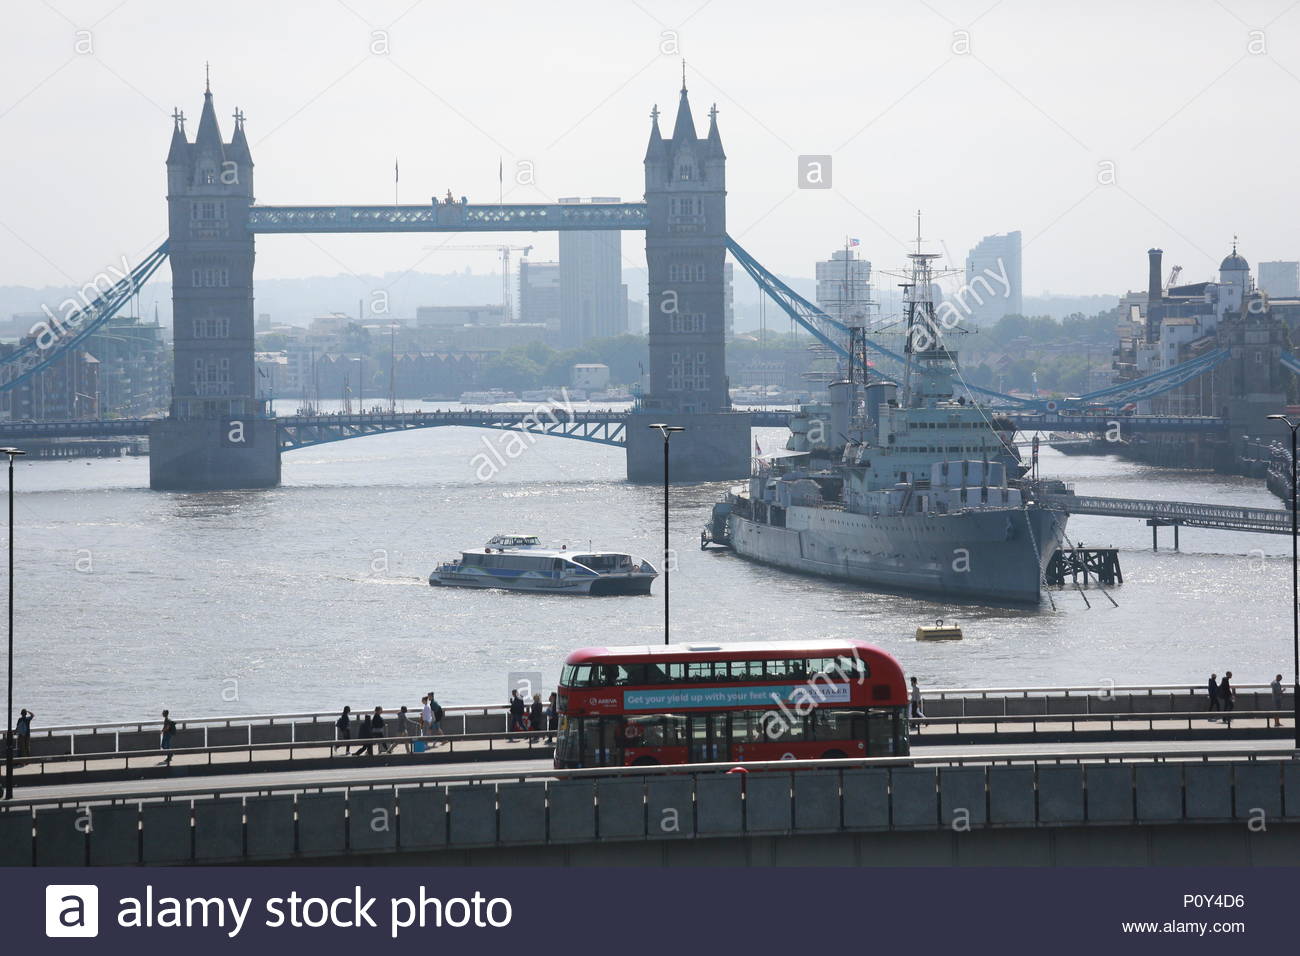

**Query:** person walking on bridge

left=1271, top=674, right=1285, bottom=728
left=353, top=713, right=374, bottom=756
left=370, top=706, right=386, bottom=753
left=1206, top=674, right=1220, bottom=717
left=427, top=693, right=447, bottom=745
left=389, top=705, right=413, bottom=753
left=508, top=689, right=526, bottom=742
left=1219, top=672, right=1235, bottom=725
left=159, top=710, right=176, bottom=766
left=909, top=677, right=925, bottom=734
left=530, top=694, right=545, bottom=741
left=15, top=709, right=33, bottom=758
left=333, top=706, right=352, bottom=753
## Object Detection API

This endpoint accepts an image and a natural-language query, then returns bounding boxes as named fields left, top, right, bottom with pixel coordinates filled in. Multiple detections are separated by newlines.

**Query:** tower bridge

left=0, top=75, right=1281, bottom=489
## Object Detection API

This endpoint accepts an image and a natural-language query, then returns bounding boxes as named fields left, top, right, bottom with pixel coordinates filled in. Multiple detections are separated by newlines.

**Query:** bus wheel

left=821, top=749, right=847, bottom=759
left=631, top=756, right=659, bottom=767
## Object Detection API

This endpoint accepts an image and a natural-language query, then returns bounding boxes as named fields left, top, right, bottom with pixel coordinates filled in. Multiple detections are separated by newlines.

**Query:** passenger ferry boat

left=429, top=534, right=658, bottom=595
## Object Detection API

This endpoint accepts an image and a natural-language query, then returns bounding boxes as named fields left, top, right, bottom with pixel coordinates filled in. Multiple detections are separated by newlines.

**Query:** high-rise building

left=963, top=231, right=1022, bottom=324
left=1258, top=260, right=1300, bottom=298
left=558, top=198, right=627, bottom=346
left=815, top=247, right=873, bottom=326
left=518, top=260, right=561, bottom=333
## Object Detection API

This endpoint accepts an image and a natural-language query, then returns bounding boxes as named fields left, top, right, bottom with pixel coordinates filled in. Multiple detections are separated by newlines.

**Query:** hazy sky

left=2, top=0, right=1297, bottom=298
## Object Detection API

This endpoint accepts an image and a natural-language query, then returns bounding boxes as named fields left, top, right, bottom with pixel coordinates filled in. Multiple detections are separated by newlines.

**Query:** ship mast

left=900, top=211, right=945, bottom=408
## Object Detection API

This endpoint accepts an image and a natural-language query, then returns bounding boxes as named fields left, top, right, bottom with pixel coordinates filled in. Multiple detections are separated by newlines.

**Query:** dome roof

left=1221, top=239, right=1248, bottom=272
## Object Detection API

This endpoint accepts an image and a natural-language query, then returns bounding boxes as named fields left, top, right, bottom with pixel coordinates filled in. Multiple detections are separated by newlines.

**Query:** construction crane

left=1165, top=264, right=1183, bottom=289
left=420, top=244, right=534, bottom=320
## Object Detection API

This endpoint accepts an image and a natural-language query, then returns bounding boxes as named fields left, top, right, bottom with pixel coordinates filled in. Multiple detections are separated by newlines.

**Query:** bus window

left=580, top=717, right=620, bottom=766
left=663, top=662, right=686, bottom=681
left=570, top=664, right=596, bottom=687
left=643, top=663, right=669, bottom=684
left=835, top=655, right=870, bottom=680
left=866, top=707, right=903, bottom=756
left=687, top=661, right=714, bottom=682
left=761, top=709, right=805, bottom=742
left=786, top=657, right=809, bottom=679
left=765, top=659, right=793, bottom=679
left=810, top=709, right=866, bottom=741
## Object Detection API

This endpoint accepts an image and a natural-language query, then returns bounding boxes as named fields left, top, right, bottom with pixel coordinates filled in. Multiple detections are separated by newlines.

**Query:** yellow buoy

left=915, top=618, right=963, bottom=641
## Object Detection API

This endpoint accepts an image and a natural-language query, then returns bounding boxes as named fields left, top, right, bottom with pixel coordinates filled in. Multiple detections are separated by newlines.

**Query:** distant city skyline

left=4, top=2, right=1299, bottom=298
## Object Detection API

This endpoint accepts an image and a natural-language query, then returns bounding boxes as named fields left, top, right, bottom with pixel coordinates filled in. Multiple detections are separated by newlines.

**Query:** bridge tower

left=626, top=80, right=751, bottom=482
left=150, top=78, right=281, bottom=490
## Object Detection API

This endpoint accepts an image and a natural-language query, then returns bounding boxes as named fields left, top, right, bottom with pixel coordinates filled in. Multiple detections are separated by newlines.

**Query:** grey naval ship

left=704, top=237, right=1071, bottom=604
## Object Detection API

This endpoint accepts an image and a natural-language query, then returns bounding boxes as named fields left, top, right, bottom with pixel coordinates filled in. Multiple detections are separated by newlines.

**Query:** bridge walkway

left=1042, top=493, right=1294, bottom=534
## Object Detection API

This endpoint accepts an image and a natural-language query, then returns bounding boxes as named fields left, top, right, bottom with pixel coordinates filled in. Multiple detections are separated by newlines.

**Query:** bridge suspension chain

left=0, top=242, right=170, bottom=395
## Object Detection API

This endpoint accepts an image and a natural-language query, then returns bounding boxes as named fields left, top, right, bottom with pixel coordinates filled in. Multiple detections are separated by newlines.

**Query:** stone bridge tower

left=626, top=81, right=750, bottom=482
left=150, top=78, right=280, bottom=490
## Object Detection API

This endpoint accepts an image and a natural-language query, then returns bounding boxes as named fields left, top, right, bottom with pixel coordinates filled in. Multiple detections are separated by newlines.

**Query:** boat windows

left=570, top=553, right=632, bottom=572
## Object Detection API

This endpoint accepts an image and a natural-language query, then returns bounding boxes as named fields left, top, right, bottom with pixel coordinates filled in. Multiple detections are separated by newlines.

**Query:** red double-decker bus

left=554, top=639, right=910, bottom=768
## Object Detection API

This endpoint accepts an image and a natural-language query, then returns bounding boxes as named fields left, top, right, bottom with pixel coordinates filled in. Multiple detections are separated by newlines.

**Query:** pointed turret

left=705, top=103, right=725, bottom=159
left=227, top=108, right=252, bottom=165
left=644, top=103, right=667, bottom=162
left=670, top=84, right=697, bottom=142
left=194, top=86, right=225, bottom=158
left=166, top=110, right=189, bottom=165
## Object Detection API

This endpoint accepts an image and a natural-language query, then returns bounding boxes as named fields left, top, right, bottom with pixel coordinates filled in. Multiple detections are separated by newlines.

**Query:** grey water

left=2, top=405, right=1291, bottom=723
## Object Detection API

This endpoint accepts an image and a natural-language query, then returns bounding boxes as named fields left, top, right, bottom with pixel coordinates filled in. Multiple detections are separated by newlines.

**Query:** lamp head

left=0, top=447, right=25, bottom=457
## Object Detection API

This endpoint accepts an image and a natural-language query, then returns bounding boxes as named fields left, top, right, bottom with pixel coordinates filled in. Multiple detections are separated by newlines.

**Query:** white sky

left=2, top=0, right=1298, bottom=296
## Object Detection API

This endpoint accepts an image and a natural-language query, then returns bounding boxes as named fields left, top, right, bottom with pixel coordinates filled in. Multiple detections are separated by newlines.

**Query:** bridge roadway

left=1041, top=492, right=1293, bottom=534
left=0, top=408, right=795, bottom=450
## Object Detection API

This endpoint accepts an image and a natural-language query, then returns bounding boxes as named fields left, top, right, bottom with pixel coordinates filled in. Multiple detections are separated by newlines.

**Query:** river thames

left=3, top=405, right=1292, bottom=722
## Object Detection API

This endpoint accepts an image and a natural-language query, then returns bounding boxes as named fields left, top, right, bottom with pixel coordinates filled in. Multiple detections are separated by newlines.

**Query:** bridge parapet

left=3, top=751, right=1295, bottom=866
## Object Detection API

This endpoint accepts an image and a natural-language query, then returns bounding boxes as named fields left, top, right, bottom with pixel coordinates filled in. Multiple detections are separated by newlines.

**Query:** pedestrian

left=391, top=705, right=413, bottom=753
left=508, top=689, right=526, bottom=741
left=1271, top=673, right=1285, bottom=729
left=353, top=713, right=374, bottom=756
left=160, top=709, right=176, bottom=766
left=1206, top=673, right=1220, bottom=717
left=333, top=706, right=352, bottom=754
left=1219, top=672, right=1235, bottom=724
left=15, top=708, right=33, bottom=759
left=427, top=693, right=447, bottom=745
left=530, top=694, right=545, bottom=740
left=371, top=706, right=386, bottom=753
left=909, top=677, right=925, bottom=734
left=545, top=692, right=557, bottom=743
left=421, top=695, right=433, bottom=737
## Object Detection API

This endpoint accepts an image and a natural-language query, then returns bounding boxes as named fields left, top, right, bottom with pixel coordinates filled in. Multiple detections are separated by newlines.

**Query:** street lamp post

left=2, top=447, right=25, bottom=800
left=1267, top=414, right=1300, bottom=751
left=648, top=424, right=684, bottom=645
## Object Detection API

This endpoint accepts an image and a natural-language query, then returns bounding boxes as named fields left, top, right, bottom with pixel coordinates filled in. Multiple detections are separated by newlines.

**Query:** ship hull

left=727, top=503, right=1066, bottom=604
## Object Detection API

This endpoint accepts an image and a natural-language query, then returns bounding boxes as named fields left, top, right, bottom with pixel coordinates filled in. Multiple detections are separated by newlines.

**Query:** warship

left=704, top=231, right=1070, bottom=604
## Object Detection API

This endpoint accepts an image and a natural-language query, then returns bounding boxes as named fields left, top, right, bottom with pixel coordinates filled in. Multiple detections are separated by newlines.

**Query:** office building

left=963, top=231, right=1023, bottom=324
